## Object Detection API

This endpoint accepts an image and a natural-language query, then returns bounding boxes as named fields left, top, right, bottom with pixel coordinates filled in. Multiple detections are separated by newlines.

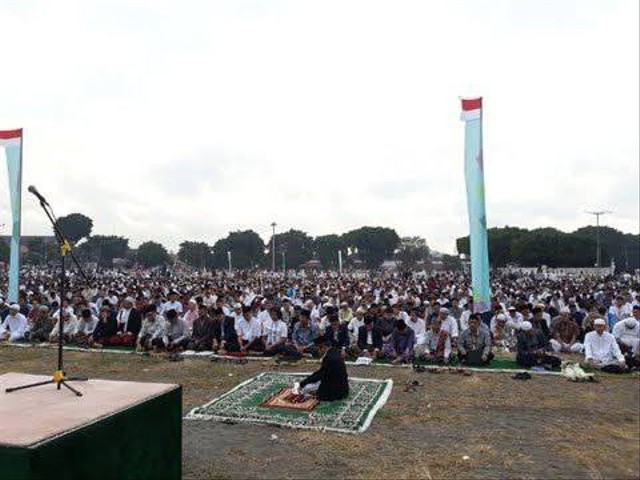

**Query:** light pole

left=270, top=222, right=277, bottom=271
left=586, top=210, right=612, bottom=268
left=281, top=251, right=286, bottom=271
left=227, top=251, right=232, bottom=275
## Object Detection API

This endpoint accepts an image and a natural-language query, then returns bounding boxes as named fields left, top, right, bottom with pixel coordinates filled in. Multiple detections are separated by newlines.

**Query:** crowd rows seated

left=1, top=269, right=639, bottom=372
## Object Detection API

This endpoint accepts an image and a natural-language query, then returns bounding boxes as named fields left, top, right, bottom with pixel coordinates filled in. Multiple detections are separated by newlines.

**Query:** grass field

left=1, top=345, right=638, bottom=480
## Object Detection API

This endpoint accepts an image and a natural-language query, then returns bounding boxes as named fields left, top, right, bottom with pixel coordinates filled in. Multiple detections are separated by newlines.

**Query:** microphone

left=28, top=185, right=50, bottom=206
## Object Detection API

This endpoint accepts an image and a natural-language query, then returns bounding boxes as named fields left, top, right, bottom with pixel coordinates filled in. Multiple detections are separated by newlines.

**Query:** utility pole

left=270, top=222, right=277, bottom=271
left=282, top=251, right=286, bottom=271
left=586, top=210, right=612, bottom=268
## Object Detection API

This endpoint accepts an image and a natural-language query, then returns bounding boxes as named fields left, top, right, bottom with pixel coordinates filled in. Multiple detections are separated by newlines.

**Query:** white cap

left=521, top=321, right=533, bottom=331
left=496, top=314, right=506, bottom=321
left=560, top=307, right=571, bottom=314
left=594, top=318, right=606, bottom=326
left=439, top=307, right=449, bottom=314
left=9, top=304, right=20, bottom=311
left=234, top=303, right=242, bottom=309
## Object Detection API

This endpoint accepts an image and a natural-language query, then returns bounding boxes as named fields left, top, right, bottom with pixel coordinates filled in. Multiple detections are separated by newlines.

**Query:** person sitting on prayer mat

left=137, top=306, right=164, bottom=352
left=355, top=316, right=383, bottom=359
left=186, top=305, right=217, bottom=351
left=297, top=347, right=349, bottom=401
left=215, top=311, right=241, bottom=354
left=151, top=309, right=190, bottom=352
left=292, top=309, right=320, bottom=357
left=109, top=297, right=142, bottom=347
left=458, top=313, right=494, bottom=366
left=73, top=308, right=98, bottom=345
left=422, top=318, right=452, bottom=365
left=550, top=311, right=583, bottom=354
left=516, top=321, right=561, bottom=369
left=0, top=304, right=29, bottom=343
left=612, top=306, right=640, bottom=363
left=583, top=318, right=627, bottom=373
left=237, top=305, right=265, bottom=353
left=323, top=314, right=350, bottom=353
left=27, top=305, right=53, bottom=343
left=262, top=307, right=290, bottom=356
left=90, top=306, right=118, bottom=348
left=382, top=319, right=415, bottom=365
left=49, top=310, right=78, bottom=343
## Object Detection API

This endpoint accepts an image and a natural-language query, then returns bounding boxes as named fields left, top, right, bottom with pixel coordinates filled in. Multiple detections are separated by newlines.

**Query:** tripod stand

left=5, top=192, right=90, bottom=396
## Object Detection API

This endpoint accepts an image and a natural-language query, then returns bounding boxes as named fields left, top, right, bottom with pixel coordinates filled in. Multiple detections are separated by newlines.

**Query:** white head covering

left=9, top=304, right=20, bottom=311
left=521, top=321, right=533, bottom=331
left=594, top=318, right=606, bottom=326
left=496, top=313, right=506, bottom=321
left=624, top=318, right=637, bottom=327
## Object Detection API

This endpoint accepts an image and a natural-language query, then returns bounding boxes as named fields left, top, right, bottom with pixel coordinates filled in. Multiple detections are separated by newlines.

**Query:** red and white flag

left=0, top=129, right=22, bottom=147
left=460, top=97, right=482, bottom=121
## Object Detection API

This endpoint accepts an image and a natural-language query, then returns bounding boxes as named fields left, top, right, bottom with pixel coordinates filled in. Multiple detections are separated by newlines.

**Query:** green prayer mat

left=185, top=372, right=393, bottom=433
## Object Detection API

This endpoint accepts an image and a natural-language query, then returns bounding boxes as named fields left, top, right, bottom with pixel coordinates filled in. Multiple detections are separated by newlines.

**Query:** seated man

left=74, top=308, right=98, bottom=345
left=111, top=297, right=142, bottom=347
left=49, top=310, right=78, bottom=344
left=151, top=309, right=190, bottom=352
left=347, top=307, right=366, bottom=344
left=187, top=306, right=216, bottom=351
left=137, top=307, right=164, bottom=352
left=612, top=306, right=640, bottom=366
left=0, top=304, right=30, bottom=343
left=382, top=319, right=415, bottom=365
left=550, top=312, right=583, bottom=354
left=458, top=313, right=494, bottom=366
left=28, top=305, right=53, bottom=343
left=516, top=321, right=561, bottom=369
left=292, top=309, right=319, bottom=357
left=323, top=314, right=350, bottom=356
left=356, top=316, right=383, bottom=359
left=491, top=314, right=517, bottom=351
left=584, top=318, right=627, bottom=373
left=262, top=308, right=290, bottom=356
left=406, top=308, right=427, bottom=355
left=210, top=308, right=241, bottom=353
left=422, top=319, right=452, bottom=365
left=90, top=306, right=118, bottom=347
left=297, top=347, right=349, bottom=401
left=235, top=306, right=264, bottom=353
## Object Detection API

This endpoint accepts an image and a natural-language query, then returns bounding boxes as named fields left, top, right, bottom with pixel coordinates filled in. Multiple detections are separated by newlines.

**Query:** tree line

left=456, top=226, right=640, bottom=270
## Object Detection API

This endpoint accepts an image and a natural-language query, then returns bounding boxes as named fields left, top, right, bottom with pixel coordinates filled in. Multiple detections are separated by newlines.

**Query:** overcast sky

left=1, top=0, right=638, bottom=253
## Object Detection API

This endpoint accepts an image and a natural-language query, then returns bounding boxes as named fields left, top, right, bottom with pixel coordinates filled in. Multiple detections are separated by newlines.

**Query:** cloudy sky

left=1, top=0, right=638, bottom=253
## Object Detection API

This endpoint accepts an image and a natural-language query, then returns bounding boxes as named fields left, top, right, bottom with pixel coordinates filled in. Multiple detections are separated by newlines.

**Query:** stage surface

left=0, top=372, right=182, bottom=480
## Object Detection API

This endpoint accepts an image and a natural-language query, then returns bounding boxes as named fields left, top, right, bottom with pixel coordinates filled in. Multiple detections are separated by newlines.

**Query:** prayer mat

left=260, top=387, right=319, bottom=411
left=185, top=372, right=393, bottom=433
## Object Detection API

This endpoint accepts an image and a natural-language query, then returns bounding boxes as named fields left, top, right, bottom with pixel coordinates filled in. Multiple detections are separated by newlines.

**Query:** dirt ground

left=1, top=346, right=638, bottom=480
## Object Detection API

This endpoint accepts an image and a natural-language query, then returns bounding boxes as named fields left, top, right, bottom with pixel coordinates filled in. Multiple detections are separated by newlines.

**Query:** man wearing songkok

left=187, top=305, right=217, bottom=351
left=292, top=309, right=319, bottom=357
left=236, top=306, right=264, bottom=353
left=550, top=312, right=583, bottom=354
left=28, top=305, right=53, bottom=342
left=382, top=319, right=415, bottom=365
left=423, top=319, right=452, bottom=365
left=356, top=316, right=383, bottom=359
left=74, top=308, right=98, bottom=345
left=151, top=309, right=190, bottom=352
left=516, top=321, right=560, bottom=369
left=262, top=308, right=290, bottom=356
left=0, top=304, right=29, bottom=342
left=458, top=314, right=494, bottom=366
left=584, top=318, right=626, bottom=373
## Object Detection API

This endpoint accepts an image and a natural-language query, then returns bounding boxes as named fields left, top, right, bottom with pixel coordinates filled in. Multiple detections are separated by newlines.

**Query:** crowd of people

left=1, top=267, right=639, bottom=372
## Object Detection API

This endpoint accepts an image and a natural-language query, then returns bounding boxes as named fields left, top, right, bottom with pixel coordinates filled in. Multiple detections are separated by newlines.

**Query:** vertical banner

left=461, top=99, right=491, bottom=312
left=338, top=250, right=343, bottom=274
left=1, top=129, right=23, bottom=303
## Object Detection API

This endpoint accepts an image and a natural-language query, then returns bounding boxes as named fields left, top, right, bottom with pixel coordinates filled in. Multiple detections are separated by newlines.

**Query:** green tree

left=442, top=254, right=463, bottom=271
left=397, top=236, right=430, bottom=270
left=267, top=229, right=314, bottom=269
left=314, top=234, right=346, bottom=269
left=136, top=241, right=170, bottom=267
left=177, top=241, right=213, bottom=269
left=343, top=226, right=400, bottom=269
left=54, top=213, right=93, bottom=243
left=456, top=227, right=526, bottom=267
left=212, top=230, right=265, bottom=269
left=77, top=235, right=129, bottom=266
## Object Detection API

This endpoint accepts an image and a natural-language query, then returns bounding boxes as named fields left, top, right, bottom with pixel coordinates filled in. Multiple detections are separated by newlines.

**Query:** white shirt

left=407, top=317, right=426, bottom=344
left=50, top=316, right=79, bottom=340
left=440, top=316, right=459, bottom=338
left=348, top=316, right=365, bottom=339
left=117, top=308, right=131, bottom=330
left=263, top=320, right=288, bottom=347
left=0, top=313, right=29, bottom=339
left=609, top=304, right=633, bottom=322
left=584, top=331, right=624, bottom=365
left=162, top=301, right=183, bottom=315
left=460, top=310, right=473, bottom=332
left=612, top=319, right=639, bottom=345
left=235, top=316, right=262, bottom=343
left=77, top=315, right=98, bottom=335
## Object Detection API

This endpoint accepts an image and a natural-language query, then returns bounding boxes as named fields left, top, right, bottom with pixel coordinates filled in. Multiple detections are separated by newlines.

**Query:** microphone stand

left=5, top=195, right=89, bottom=396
